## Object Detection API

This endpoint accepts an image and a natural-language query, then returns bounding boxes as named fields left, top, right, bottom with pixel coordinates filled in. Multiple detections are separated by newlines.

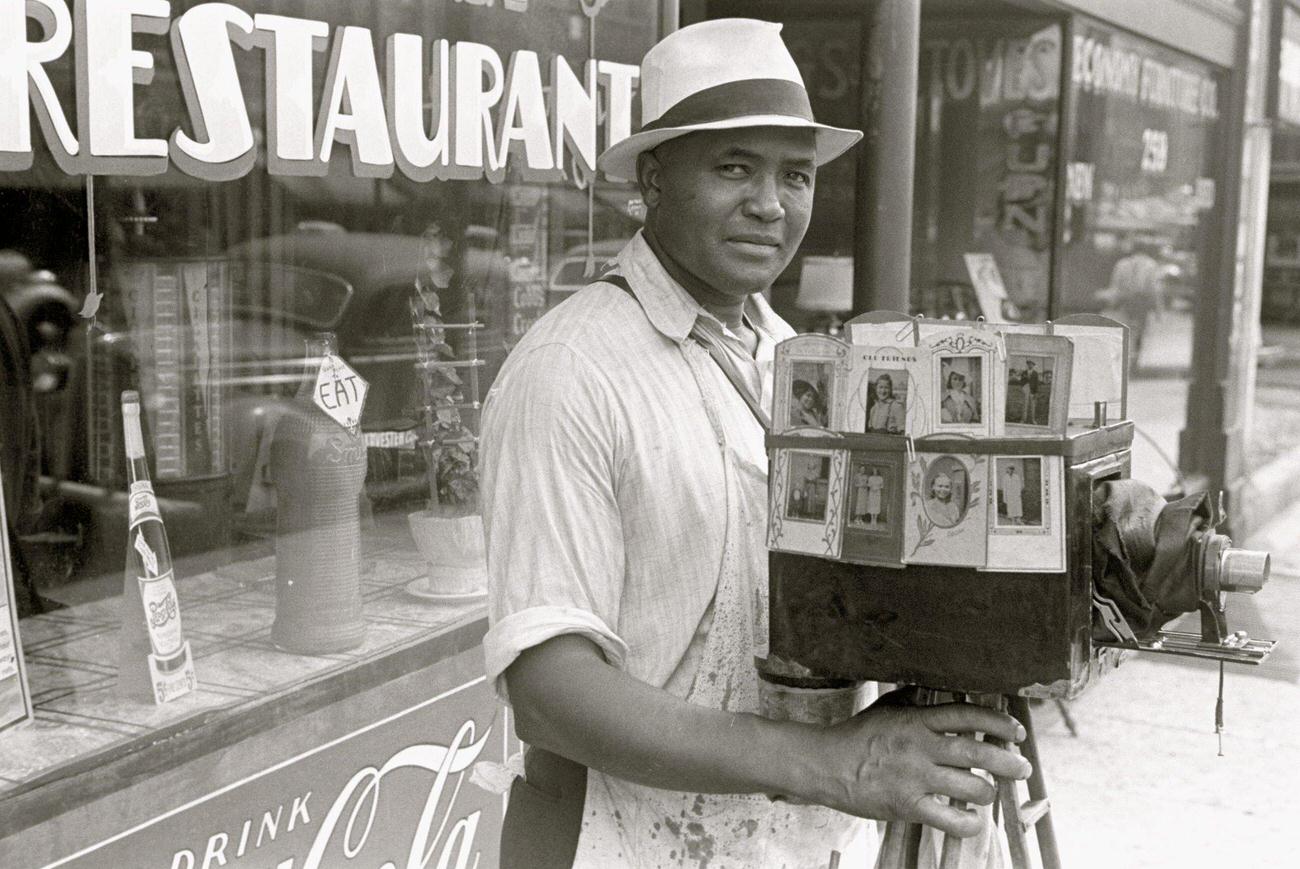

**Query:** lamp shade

left=796, top=255, right=854, bottom=312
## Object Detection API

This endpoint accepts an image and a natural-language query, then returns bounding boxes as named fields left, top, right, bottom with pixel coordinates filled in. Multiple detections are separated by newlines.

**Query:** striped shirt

left=480, top=230, right=792, bottom=700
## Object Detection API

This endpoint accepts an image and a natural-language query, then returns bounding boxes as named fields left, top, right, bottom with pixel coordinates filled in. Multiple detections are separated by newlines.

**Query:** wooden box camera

left=766, top=423, right=1134, bottom=698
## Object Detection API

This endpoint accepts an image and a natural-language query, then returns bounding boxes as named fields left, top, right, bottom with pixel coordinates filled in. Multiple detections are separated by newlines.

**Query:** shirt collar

left=615, top=230, right=794, bottom=346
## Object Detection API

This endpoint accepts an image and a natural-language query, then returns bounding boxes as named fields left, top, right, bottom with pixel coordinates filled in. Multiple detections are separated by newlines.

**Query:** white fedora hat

left=597, top=18, right=863, bottom=181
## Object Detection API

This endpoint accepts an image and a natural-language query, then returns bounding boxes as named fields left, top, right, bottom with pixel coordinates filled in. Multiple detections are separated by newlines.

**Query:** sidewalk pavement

left=1027, top=502, right=1300, bottom=868
left=1000, top=316, right=1300, bottom=866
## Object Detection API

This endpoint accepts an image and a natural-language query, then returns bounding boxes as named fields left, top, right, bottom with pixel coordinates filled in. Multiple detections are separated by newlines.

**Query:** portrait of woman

left=939, top=357, right=982, bottom=425
left=790, top=379, right=826, bottom=427
left=865, top=371, right=906, bottom=433
left=922, top=456, right=968, bottom=528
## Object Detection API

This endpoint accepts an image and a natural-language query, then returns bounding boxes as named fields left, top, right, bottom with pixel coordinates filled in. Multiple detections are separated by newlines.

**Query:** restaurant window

left=912, top=13, right=1063, bottom=323
left=0, top=0, right=658, bottom=792
left=1059, top=18, right=1224, bottom=378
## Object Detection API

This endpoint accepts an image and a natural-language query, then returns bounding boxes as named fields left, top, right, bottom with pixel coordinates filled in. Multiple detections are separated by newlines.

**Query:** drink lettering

left=168, top=720, right=492, bottom=869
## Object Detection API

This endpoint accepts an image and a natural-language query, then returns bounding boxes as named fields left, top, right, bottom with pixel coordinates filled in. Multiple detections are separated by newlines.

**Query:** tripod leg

left=877, top=822, right=924, bottom=869
left=997, top=774, right=1031, bottom=869
left=1008, top=696, right=1061, bottom=869
left=938, top=807, right=965, bottom=869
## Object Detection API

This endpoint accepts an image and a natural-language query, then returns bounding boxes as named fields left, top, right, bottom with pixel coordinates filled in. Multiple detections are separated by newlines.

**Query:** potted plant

left=406, top=224, right=487, bottom=598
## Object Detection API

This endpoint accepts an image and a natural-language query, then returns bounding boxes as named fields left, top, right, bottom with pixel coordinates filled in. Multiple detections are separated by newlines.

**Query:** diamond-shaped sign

left=313, top=354, right=369, bottom=431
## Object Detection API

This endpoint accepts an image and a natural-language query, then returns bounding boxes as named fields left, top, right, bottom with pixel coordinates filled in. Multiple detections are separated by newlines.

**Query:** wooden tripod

left=875, top=694, right=1062, bottom=869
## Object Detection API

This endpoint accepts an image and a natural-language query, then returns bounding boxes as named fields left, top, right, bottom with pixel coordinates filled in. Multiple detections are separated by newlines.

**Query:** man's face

left=639, top=126, right=816, bottom=299
left=931, top=476, right=953, bottom=502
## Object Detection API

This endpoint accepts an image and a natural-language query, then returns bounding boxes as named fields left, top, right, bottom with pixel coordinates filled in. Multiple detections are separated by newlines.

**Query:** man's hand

left=808, top=690, right=1031, bottom=837
left=507, top=636, right=1029, bottom=840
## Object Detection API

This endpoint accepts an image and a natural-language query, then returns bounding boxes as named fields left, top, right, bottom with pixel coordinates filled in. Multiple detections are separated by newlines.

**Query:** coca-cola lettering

left=167, top=720, right=491, bottom=869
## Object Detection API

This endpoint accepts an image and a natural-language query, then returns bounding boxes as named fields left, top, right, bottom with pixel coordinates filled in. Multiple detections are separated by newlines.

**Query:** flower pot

left=406, top=510, right=488, bottom=599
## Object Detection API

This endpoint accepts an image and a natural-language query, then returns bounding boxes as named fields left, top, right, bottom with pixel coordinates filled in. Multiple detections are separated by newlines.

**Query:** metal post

left=855, top=0, right=920, bottom=315
left=1179, top=0, right=1272, bottom=526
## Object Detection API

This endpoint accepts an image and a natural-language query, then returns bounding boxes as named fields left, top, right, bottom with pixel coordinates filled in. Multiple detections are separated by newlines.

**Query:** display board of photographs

left=768, top=446, right=1066, bottom=572
left=767, top=315, right=1115, bottom=572
left=842, top=316, right=1128, bottom=431
left=819, top=329, right=1088, bottom=439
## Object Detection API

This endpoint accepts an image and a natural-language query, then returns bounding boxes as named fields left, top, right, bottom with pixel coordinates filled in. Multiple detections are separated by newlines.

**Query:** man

left=481, top=19, right=1029, bottom=868
left=1103, top=241, right=1166, bottom=365
left=924, top=472, right=963, bottom=528
left=1003, top=464, right=1025, bottom=525
left=1020, top=360, right=1039, bottom=425
left=866, top=372, right=905, bottom=433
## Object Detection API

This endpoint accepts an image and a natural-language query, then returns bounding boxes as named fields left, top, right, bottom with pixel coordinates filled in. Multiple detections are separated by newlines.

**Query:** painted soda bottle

left=117, top=390, right=196, bottom=704
left=270, top=332, right=368, bottom=653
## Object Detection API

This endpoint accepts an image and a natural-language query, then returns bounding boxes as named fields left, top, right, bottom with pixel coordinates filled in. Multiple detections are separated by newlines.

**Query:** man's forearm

left=506, top=634, right=826, bottom=802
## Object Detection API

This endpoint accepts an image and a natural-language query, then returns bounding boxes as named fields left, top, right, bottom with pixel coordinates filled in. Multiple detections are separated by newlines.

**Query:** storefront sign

left=313, top=355, right=368, bottom=432
left=1071, top=30, right=1219, bottom=120
left=0, top=0, right=639, bottom=183
left=47, top=676, right=514, bottom=869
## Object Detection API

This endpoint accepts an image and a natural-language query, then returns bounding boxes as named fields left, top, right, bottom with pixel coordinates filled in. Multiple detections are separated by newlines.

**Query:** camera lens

left=1218, top=547, right=1270, bottom=594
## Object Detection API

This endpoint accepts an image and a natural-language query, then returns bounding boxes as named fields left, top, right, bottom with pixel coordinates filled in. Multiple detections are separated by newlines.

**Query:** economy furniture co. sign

left=0, top=0, right=640, bottom=182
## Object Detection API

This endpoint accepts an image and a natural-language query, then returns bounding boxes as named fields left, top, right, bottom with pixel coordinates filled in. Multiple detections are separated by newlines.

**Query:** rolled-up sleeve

left=480, top=341, right=630, bottom=702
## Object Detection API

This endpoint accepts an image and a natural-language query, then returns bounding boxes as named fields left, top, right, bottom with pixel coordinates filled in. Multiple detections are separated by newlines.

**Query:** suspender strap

left=596, top=274, right=772, bottom=434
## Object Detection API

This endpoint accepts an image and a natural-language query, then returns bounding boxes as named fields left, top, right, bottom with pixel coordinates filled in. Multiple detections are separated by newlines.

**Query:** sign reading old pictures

left=840, top=451, right=905, bottom=567
left=772, top=335, right=850, bottom=433
left=768, top=447, right=847, bottom=559
left=987, top=456, right=1065, bottom=572
left=903, top=452, right=988, bottom=567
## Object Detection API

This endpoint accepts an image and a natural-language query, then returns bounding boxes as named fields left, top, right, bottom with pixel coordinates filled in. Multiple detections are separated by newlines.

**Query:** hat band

left=640, top=78, right=815, bottom=133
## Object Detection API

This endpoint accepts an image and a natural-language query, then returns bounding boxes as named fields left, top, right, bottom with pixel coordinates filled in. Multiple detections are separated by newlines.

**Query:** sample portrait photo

left=995, top=457, right=1044, bottom=528
left=784, top=452, right=833, bottom=522
left=788, top=361, right=832, bottom=428
left=864, top=368, right=908, bottom=434
left=938, top=356, right=983, bottom=425
left=1005, top=355, right=1054, bottom=427
left=848, top=462, right=891, bottom=532
left=921, top=455, right=969, bottom=528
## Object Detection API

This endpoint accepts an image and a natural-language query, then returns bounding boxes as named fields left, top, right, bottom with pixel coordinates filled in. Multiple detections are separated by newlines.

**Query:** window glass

left=913, top=18, right=1062, bottom=322
left=1060, top=18, right=1224, bottom=375
left=0, top=0, right=658, bottom=792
